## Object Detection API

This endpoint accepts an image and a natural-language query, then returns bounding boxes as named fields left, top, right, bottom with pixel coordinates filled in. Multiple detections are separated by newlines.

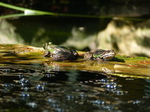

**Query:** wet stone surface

left=0, top=64, right=150, bottom=112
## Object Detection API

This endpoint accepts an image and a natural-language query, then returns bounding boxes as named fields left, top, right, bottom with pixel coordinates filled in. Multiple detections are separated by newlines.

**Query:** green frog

left=84, top=49, right=116, bottom=61
left=43, top=42, right=115, bottom=61
left=43, top=42, right=78, bottom=61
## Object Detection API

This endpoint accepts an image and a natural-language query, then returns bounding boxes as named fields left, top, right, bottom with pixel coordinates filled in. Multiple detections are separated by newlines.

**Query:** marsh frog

left=84, top=49, right=116, bottom=61
left=43, top=42, right=78, bottom=61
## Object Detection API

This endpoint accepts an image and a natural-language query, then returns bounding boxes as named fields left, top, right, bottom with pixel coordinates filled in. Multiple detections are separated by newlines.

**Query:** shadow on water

left=0, top=63, right=150, bottom=112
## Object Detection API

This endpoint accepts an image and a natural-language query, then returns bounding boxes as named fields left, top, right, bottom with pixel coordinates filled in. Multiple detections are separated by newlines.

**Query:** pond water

left=0, top=17, right=150, bottom=112
left=0, top=62, right=150, bottom=112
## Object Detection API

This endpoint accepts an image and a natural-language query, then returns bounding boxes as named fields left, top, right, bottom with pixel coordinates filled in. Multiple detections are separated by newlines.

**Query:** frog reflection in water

left=43, top=42, right=116, bottom=61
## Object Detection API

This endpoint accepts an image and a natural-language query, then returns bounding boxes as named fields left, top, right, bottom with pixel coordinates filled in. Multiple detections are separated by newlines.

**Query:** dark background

left=0, top=0, right=150, bottom=17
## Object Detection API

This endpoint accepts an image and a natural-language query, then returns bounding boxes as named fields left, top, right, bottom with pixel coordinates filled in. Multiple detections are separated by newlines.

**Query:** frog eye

left=48, top=42, right=52, bottom=45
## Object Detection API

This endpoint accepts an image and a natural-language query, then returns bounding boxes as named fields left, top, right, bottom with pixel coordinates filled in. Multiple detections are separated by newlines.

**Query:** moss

left=115, top=55, right=149, bottom=62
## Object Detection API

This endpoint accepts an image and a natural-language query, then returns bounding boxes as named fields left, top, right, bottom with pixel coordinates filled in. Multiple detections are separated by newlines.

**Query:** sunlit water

left=0, top=64, right=150, bottom=112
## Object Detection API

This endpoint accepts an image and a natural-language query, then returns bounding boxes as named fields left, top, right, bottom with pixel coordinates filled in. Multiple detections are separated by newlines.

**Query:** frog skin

left=43, top=42, right=78, bottom=61
left=84, top=49, right=116, bottom=61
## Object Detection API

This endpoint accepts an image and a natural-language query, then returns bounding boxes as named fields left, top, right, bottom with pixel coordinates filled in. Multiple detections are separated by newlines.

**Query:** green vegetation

left=0, top=2, right=108, bottom=19
left=115, top=55, right=149, bottom=62
left=0, top=2, right=147, bottom=21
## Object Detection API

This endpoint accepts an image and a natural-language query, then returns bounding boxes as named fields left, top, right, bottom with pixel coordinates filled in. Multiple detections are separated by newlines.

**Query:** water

left=0, top=16, right=150, bottom=112
left=0, top=64, right=150, bottom=112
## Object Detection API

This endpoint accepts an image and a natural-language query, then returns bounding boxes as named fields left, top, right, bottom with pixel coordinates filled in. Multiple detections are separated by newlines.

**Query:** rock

left=96, top=18, right=150, bottom=57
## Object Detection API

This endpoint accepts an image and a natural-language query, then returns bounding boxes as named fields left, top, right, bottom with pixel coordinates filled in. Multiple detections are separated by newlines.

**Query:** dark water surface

left=0, top=63, right=150, bottom=112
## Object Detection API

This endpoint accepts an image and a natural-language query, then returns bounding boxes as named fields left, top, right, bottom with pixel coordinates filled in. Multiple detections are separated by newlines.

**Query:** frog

left=84, top=49, right=116, bottom=61
left=43, top=42, right=79, bottom=61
